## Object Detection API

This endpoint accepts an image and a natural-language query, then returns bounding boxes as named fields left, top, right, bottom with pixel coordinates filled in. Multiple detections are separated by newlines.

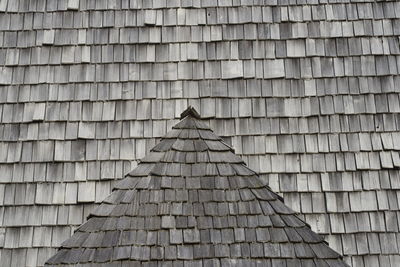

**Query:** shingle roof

left=45, top=107, right=347, bottom=266
left=1, top=0, right=400, bottom=266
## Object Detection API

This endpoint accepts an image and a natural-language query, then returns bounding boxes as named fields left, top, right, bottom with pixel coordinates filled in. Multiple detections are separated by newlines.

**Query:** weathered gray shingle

left=1, top=1, right=400, bottom=266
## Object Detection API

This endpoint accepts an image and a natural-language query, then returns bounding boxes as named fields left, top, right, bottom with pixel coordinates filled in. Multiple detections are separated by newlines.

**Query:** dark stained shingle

left=45, top=107, right=347, bottom=266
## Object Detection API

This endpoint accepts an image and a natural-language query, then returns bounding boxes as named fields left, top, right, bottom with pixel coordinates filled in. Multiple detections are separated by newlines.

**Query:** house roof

left=45, top=107, right=347, bottom=266
left=1, top=0, right=400, bottom=266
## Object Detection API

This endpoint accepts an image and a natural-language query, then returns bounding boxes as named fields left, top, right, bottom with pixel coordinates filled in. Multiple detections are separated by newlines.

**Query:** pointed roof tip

left=180, top=106, right=201, bottom=120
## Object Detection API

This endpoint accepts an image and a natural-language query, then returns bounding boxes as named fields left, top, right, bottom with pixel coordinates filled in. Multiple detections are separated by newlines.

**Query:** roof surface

left=0, top=0, right=400, bottom=266
left=45, top=107, right=347, bottom=266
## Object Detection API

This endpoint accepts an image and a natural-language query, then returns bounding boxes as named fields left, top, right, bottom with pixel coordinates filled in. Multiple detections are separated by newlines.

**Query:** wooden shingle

left=45, top=108, right=347, bottom=266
